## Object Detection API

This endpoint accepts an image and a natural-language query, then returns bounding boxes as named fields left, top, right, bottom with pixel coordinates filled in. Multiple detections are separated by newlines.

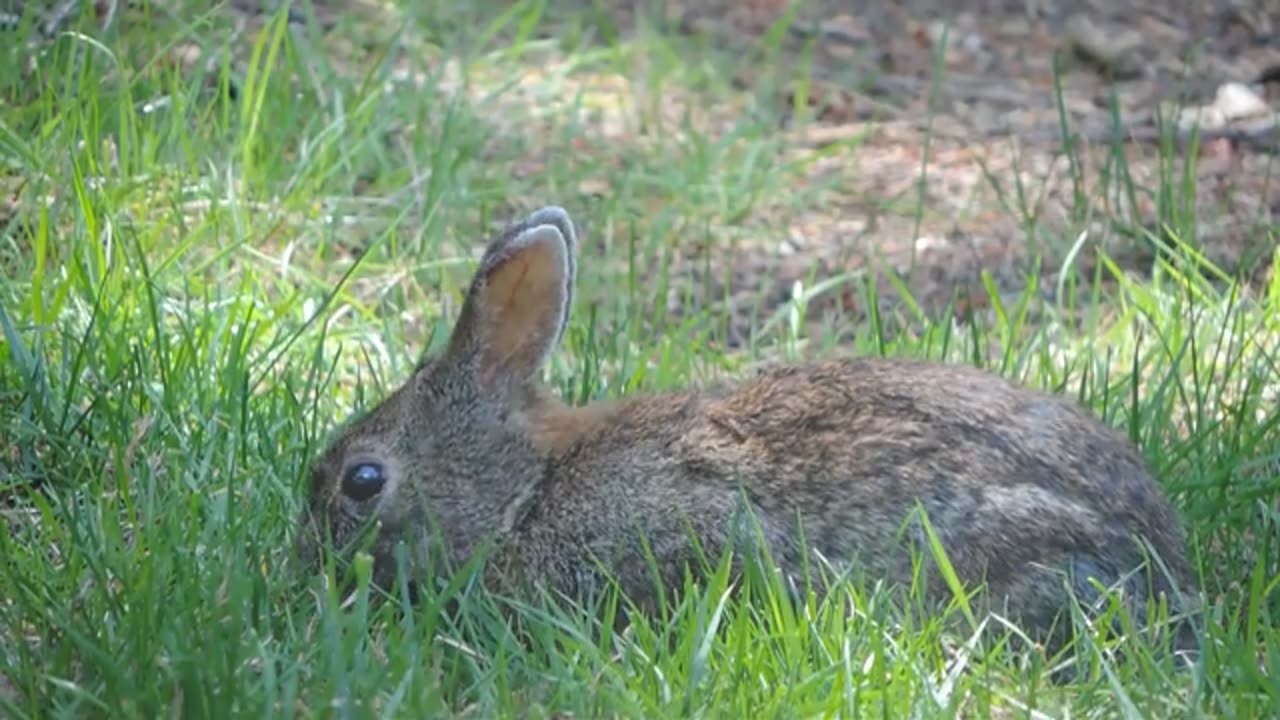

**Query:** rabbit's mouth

left=290, top=508, right=327, bottom=570
left=291, top=503, right=379, bottom=569
left=292, top=520, right=407, bottom=601
left=292, top=499, right=481, bottom=603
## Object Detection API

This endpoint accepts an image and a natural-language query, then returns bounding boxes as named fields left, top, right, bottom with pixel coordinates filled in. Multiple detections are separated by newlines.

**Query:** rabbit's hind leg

left=984, top=551, right=1199, bottom=666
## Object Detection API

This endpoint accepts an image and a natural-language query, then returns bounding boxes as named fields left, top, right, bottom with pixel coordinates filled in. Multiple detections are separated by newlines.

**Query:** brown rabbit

left=296, top=206, right=1198, bottom=654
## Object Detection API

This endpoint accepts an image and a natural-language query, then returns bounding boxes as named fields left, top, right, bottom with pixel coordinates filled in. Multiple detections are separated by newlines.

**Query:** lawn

left=2, top=1, right=1279, bottom=718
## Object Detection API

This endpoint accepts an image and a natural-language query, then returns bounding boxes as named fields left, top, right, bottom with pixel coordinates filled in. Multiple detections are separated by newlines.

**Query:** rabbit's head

left=296, top=207, right=578, bottom=588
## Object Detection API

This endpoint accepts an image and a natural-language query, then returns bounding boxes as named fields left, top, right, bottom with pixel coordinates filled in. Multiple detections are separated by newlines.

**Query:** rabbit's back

left=691, top=358, right=1183, bottom=562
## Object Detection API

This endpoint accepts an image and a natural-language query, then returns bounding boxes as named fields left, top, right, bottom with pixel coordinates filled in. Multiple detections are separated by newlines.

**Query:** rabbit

left=295, top=205, right=1200, bottom=656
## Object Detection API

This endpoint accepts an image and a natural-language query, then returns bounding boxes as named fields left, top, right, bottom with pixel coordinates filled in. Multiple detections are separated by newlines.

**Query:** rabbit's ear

left=444, top=207, right=577, bottom=391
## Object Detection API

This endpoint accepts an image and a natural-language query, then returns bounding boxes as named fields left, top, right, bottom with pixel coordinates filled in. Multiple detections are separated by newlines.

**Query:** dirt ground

left=13, top=0, right=1279, bottom=342
left=623, top=0, right=1280, bottom=340
left=435, top=1, right=1275, bottom=341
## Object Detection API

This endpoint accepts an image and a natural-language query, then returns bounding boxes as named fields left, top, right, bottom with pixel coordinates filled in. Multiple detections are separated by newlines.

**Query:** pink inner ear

left=496, top=257, right=532, bottom=309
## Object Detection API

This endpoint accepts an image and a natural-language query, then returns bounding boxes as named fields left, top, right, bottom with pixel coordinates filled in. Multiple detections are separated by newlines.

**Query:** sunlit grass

left=2, top=1, right=1278, bottom=717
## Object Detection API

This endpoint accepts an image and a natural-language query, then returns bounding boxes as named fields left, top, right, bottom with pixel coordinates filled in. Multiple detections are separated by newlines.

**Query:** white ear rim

left=523, top=206, right=576, bottom=246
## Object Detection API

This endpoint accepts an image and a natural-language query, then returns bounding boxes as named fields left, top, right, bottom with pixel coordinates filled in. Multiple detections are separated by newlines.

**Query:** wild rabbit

left=296, top=206, right=1198, bottom=654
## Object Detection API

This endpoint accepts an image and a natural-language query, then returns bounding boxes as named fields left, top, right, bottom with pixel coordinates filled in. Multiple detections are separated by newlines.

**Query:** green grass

left=2, top=1, right=1279, bottom=717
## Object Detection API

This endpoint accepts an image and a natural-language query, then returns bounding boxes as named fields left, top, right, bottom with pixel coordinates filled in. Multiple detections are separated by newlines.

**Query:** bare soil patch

left=12, top=0, right=1276, bottom=344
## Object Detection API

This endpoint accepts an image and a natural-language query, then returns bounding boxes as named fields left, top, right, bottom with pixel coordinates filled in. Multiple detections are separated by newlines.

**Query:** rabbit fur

left=296, top=206, right=1199, bottom=653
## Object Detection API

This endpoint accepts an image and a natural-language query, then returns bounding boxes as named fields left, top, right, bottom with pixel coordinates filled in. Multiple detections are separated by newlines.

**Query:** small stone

left=1177, top=105, right=1228, bottom=132
left=1213, top=82, right=1271, bottom=121
left=1065, top=13, right=1145, bottom=80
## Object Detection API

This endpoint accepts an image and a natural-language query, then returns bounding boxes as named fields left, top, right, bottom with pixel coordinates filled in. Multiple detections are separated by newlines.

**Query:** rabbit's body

left=490, top=359, right=1190, bottom=635
left=298, top=207, right=1197, bottom=654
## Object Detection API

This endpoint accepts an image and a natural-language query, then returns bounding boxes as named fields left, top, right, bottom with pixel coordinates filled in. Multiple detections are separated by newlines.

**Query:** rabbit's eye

left=342, top=462, right=386, bottom=501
